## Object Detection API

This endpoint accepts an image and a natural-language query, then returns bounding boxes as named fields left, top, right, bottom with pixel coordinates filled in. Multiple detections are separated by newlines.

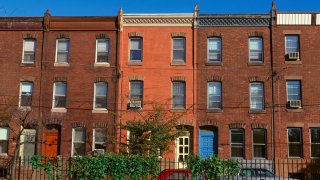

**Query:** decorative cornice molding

left=199, top=14, right=270, bottom=27
left=123, top=14, right=193, bottom=27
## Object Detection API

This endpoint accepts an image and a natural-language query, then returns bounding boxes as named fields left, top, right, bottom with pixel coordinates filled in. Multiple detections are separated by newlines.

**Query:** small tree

left=121, top=104, right=185, bottom=156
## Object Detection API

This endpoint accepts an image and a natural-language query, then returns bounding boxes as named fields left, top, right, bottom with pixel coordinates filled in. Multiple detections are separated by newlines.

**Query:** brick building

left=0, top=3, right=320, bottom=163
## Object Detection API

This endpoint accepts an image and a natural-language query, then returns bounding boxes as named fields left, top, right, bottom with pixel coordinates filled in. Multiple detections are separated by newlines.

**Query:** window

left=249, top=37, right=263, bottom=63
left=288, top=128, right=302, bottom=158
left=172, top=82, right=186, bottom=109
left=94, top=82, right=108, bottom=109
left=286, top=81, right=301, bottom=106
left=22, top=39, right=36, bottom=63
left=231, top=129, right=244, bottom=158
left=129, top=81, right=143, bottom=108
left=172, top=38, right=186, bottom=62
left=129, top=38, right=142, bottom=62
left=96, top=39, right=109, bottom=63
left=53, top=82, right=67, bottom=108
left=0, top=128, right=9, bottom=155
left=252, top=129, right=266, bottom=158
left=285, top=35, right=299, bottom=55
left=310, top=128, right=320, bottom=158
left=72, top=128, right=86, bottom=156
left=207, top=38, right=221, bottom=62
left=250, top=83, right=264, bottom=110
left=20, top=129, right=36, bottom=158
left=207, top=82, right=222, bottom=109
left=19, top=82, right=33, bottom=108
left=176, top=136, right=189, bottom=162
left=93, top=128, right=107, bottom=153
left=56, top=39, right=69, bottom=63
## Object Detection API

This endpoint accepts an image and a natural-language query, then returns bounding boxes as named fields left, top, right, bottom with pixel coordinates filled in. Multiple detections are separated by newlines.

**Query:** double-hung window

left=56, top=39, right=70, bottom=63
left=172, top=38, right=186, bottom=63
left=286, top=81, right=301, bottom=108
left=230, top=129, right=244, bottom=158
left=252, top=129, right=266, bottom=159
left=129, top=38, right=142, bottom=62
left=129, top=81, right=143, bottom=108
left=285, top=35, right=299, bottom=55
left=72, top=128, right=86, bottom=156
left=22, top=39, right=36, bottom=63
left=96, top=39, right=109, bottom=63
left=207, top=82, right=222, bottom=109
left=53, top=82, right=67, bottom=108
left=207, top=38, right=221, bottom=63
left=94, top=82, right=108, bottom=109
left=177, top=136, right=189, bottom=162
left=93, top=128, right=107, bottom=154
left=20, top=82, right=33, bottom=108
left=250, top=82, right=264, bottom=111
left=0, top=127, right=9, bottom=155
left=310, top=128, right=320, bottom=158
left=288, top=128, right=302, bottom=158
left=249, top=37, right=263, bottom=63
left=172, top=82, right=186, bottom=109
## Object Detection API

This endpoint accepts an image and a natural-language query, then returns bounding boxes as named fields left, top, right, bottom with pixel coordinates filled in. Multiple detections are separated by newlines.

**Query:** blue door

left=199, top=130, right=216, bottom=158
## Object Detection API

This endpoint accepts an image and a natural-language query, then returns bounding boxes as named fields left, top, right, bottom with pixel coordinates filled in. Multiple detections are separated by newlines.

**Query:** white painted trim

left=317, top=14, right=320, bottom=25
left=19, top=82, right=33, bottom=108
left=277, top=13, right=312, bottom=25
left=95, top=39, right=110, bottom=64
left=207, top=37, right=222, bottom=63
left=93, top=82, right=108, bottom=110
left=55, top=39, right=70, bottom=64
left=52, top=82, right=67, bottom=109
left=124, top=14, right=193, bottom=17
left=22, top=39, right=36, bottom=64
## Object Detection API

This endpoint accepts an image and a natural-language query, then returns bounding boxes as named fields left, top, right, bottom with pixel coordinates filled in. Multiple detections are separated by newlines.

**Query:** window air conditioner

left=129, top=100, right=142, bottom=108
left=289, top=100, right=301, bottom=108
left=287, top=52, right=300, bottom=60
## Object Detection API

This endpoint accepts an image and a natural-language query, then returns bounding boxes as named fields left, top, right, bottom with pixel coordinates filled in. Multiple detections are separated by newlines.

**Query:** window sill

left=286, top=108, right=304, bottom=113
left=18, top=107, right=32, bottom=111
left=51, top=108, right=67, bottom=113
left=170, top=109, right=186, bottom=112
left=92, top=109, right=108, bottom=113
left=206, top=109, right=223, bottom=113
left=247, top=62, right=264, bottom=66
left=54, top=63, right=70, bottom=67
left=285, top=60, right=302, bottom=64
left=171, top=61, right=186, bottom=66
left=206, top=62, right=222, bottom=66
left=94, top=63, right=110, bottom=67
left=21, top=62, right=35, bottom=67
left=128, top=61, right=143, bottom=66
left=248, top=110, right=266, bottom=114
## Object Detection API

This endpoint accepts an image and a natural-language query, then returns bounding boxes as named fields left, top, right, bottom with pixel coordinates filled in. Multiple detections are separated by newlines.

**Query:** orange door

left=43, top=130, right=59, bottom=158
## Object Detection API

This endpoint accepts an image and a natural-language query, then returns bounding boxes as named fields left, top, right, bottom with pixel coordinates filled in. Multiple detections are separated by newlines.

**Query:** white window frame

left=93, top=82, right=108, bottom=110
left=249, top=37, right=263, bottom=63
left=175, top=135, right=191, bottom=163
left=22, top=39, right=36, bottom=64
left=129, top=37, right=142, bottom=62
left=249, top=82, right=264, bottom=111
left=207, top=81, right=222, bottom=110
left=285, top=35, right=299, bottom=55
left=55, top=39, right=70, bottom=64
left=172, top=37, right=186, bottom=62
left=71, top=127, right=86, bottom=156
left=286, top=81, right=301, bottom=101
left=287, top=128, right=303, bottom=158
left=310, top=128, right=320, bottom=159
left=0, top=127, right=9, bottom=155
left=230, top=129, right=244, bottom=159
left=52, top=82, right=67, bottom=109
left=172, top=81, right=186, bottom=109
left=207, top=37, right=221, bottom=63
left=92, top=128, right=107, bottom=152
left=95, top=39, right=109, bottom=64
left=19, top=82, right=33, bottom=108
left=252, top=129, right=267, bottom=159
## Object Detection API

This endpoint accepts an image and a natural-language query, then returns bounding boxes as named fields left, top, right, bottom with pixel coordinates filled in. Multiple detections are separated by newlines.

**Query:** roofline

left=199, top=14, right=270, bottom=18
left=277, top=11, right=320, bottom=14
left=123, top=13, right=193, bottom=17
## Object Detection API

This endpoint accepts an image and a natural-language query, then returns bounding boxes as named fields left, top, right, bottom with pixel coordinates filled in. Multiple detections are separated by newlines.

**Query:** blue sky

left=0, top=0, right=319, bottom=16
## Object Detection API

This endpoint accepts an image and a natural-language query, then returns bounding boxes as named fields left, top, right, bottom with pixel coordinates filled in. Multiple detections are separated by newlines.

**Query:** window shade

left=24, top=40, right=35, bottom=51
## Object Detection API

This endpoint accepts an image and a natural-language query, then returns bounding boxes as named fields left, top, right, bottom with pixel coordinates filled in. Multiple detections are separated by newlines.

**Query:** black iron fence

left=0, top=157, right=319, bottom=179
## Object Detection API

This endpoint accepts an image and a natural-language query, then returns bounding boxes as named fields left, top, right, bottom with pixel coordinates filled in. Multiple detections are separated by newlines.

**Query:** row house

left=0, top=2, right=320, bottom=163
